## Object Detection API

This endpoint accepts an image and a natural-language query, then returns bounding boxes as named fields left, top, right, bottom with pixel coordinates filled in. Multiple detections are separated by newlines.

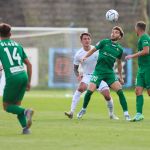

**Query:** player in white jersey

left=64, top=32, right=118, bottom=120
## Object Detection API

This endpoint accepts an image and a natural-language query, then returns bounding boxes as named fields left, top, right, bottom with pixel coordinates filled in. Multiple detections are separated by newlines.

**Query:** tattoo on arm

left=74, top=65, right=79, bottom=77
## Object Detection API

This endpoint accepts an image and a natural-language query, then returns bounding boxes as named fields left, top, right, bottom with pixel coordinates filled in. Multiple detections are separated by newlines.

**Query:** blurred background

left=0, top=0, right=149, bottom=91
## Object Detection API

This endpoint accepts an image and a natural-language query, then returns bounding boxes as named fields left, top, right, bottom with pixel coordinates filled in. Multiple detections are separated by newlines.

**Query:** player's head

left=80, top=32, right=91, bottom=47
left=135, top=21, right=146, bottom=36
left=0, top=23, right=11, bottom=38
left=111, top=26, right=124, bottom=41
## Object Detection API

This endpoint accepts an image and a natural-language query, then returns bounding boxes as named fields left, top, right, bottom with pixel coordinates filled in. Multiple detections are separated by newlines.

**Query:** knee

left=135, top=88, right=142, bottom=96
left=78, top=87, right=85, bottom=93
left=101, top=90, right=111, bottom=100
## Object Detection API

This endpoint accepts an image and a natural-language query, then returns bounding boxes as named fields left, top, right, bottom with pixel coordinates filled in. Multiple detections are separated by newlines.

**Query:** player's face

left=81, top=35, right=91, bottom=47
left=111, top=29, right=121, bottom=41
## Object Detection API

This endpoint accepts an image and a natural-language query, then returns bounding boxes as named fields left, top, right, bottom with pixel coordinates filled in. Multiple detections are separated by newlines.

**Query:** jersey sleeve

left=141, top=37, right=149, bottom=48
left=73, top=53, right=80, bottom=65
left=95, top=39, right=106, bottom=50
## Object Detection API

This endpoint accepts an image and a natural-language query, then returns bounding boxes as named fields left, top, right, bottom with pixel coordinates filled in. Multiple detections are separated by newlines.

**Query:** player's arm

left=82, top=47, right=97, bottom=62
left=74, top=64, right=83, bottom=82
left=24, top=58, right=32, bottom=91
left=74, top=64, right=79, bottom=77
left=117, top=59, right=124, bottom=84
left=125, top=46, right=149, bottom=60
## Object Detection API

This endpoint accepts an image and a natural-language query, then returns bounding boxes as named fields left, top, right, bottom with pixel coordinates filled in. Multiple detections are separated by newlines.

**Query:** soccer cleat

left=25, top=109, right=34, bottom=128
left=131, top=113, right=144, bottom=122
left=64, top=111, right=73, bottom=119
left=22, top=127, right=31, bottom=134
left=124, top=115, right=131, bottom=121
left=110, top=114, right=119, bottom=120
left=77, top=109, right=86, bottom=119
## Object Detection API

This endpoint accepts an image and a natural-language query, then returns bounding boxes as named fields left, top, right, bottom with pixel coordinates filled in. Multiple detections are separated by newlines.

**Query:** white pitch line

left=24, top=93, right=73, bottom=98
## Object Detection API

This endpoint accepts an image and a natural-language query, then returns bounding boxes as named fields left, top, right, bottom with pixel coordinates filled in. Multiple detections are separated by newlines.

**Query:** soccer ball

left=106, top=9, right=119, bottom=22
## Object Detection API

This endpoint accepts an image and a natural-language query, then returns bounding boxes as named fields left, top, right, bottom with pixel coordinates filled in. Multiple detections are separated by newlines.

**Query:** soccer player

left=77, top=26, right=131, bottom=120
left=125, top=21, right=150, bottom=121
left=65, top=32, right=118, bottom=120
left=0, top=23, right=34, bottom=134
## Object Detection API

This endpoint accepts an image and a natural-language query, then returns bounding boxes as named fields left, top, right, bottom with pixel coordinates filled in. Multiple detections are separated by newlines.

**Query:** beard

left=111, top=37, right=119, bottom=41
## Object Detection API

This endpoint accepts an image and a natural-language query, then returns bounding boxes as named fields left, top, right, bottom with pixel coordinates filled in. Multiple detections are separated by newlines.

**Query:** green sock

left=6, top=105, right=25, bottom=115
left=117, top=89, right=128, bottom=112
left=83, top=90, right=93, bottom=109
left=136, top=95, right=144, bottom=114
left=6, top=105, right=27, bottom=128
left=17, top=114, right=27, bottom=128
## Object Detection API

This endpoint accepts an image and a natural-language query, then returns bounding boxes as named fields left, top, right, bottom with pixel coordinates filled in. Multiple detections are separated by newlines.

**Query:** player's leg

left=98, top=81, right=119, bottom=120
left=3, top=74, right=34, bottom=134
left=132, top=72, right=145, bottom=121
left=65, top=81, right=87, bottom=119
left=77, top=74, right=100, bottom=119
left=110, top=80, right=130, bottom=120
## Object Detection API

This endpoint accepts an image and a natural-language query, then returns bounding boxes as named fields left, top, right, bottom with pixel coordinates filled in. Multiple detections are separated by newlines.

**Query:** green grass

left=0, top=89, right=150, bottom=150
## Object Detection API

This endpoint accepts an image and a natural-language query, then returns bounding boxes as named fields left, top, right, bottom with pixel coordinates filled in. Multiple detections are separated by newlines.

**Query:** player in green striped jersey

left=125, top=21, right=150, bottom=121
left=0, top=23, right=34, bottom=134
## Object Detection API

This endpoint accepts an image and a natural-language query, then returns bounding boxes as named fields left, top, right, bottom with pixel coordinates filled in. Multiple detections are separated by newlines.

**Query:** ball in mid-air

left=106, top=9, right=119, bottom=22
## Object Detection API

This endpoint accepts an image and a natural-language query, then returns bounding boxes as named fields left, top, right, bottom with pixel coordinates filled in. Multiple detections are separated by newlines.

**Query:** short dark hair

left=0, top=23, right=11, bottom=37
left=80, top=32, right=91, bottom=40
left=112, top=26, right=124, bottom=38
left=136, top=21, right=146, bottom=31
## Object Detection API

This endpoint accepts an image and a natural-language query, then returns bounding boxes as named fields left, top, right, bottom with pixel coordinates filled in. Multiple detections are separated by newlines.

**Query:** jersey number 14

left=4, top=47, right=21, bottom=66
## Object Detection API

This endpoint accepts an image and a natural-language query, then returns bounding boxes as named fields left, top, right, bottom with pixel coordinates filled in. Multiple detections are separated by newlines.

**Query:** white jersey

left=73, top=45, right=98, bottom=75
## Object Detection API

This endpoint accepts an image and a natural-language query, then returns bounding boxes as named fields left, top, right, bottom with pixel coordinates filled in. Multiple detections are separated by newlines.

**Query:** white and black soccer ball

left=106, top=9, right=119, bottom=22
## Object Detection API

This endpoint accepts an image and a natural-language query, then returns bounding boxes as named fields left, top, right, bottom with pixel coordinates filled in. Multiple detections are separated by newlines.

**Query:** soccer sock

left=17, top=114, right=27, bottom=128
left=117, top=89, right=128, bottom=112
left=136, top=95, right=144, bottom=114
left=71, top=90, right=82, bottom=113
left=83, top=90, right=93, bottom=109
left=6, top=105, right=27, bottom=128
left=106, top=98, right=114, bottom=116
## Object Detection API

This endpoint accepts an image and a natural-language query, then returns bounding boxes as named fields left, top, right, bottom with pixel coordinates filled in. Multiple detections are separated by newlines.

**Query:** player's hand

left=119, top=78, right=124, bottom=85
left=81, top=57, right=87, bottom=63
left=125, top=55, right=132, bottom=60
left=26, top=83, right=31, bottom=91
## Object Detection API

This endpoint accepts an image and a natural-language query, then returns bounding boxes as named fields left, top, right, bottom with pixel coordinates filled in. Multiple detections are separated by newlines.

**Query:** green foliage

left=0, top=90, right=150, bottom=150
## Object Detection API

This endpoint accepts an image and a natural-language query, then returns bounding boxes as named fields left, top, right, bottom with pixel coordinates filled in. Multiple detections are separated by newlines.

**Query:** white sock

left=124, top=111, right=129, bottom=116
left=70, top=90, right=82, bottom=113
left=106, top=98, right=114, bottom=116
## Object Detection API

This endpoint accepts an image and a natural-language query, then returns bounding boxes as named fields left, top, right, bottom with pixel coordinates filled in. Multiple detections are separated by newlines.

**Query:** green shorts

left=136, top=69, right=150, bottom=89
left=3, top=72, right=28, bottom=103
left=90, top=72, right=118, bottom=88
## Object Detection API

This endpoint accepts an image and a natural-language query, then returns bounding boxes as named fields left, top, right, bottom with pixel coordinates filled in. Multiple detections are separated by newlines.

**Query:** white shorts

left=81, top=74, right=109, bottom=92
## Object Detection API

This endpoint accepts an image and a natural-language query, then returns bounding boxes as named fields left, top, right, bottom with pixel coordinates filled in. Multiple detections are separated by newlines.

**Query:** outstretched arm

left=125, top=46, right=149, bottom=60
left=82, top=47, right=97, bottom=62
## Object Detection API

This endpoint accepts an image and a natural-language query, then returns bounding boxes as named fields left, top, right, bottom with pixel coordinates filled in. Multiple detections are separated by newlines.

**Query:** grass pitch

left=0, top=89, right=150, bottom=150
